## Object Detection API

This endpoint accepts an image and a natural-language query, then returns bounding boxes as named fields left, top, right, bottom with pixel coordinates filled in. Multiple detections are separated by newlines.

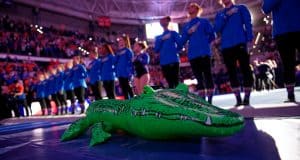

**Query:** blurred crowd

left=0, top=15, right=97, bottom=58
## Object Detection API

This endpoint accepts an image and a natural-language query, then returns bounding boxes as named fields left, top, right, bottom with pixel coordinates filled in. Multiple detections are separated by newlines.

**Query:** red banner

left=98, top=16, right=111, bottom=27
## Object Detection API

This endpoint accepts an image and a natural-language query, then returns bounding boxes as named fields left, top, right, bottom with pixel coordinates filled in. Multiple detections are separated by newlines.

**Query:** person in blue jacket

left=215, top=0, right=254, bottom=106
left=55, top=64, right=67, bottom=114
left=116, top=34, right=134, bottom=99
left=49, top=66, right=61, bottom=115
left=100, top=44, right=116, bottom=99
left=181, top=3, right=216, bottom=104
left=72, top=54, right=88, bottom=114
left=43, top=72, right=52, bottom=115
left=133, top=41, right=150, bottom=95
left=64, top=60, right=76, bottom=114
left=14, top=80, right=30, bottom=117
left=262, top=0, right=300, bottom=102
left=87, top=50, right=102, bottom=100
left=35, top=73, right=47, bottom=115
left=154, top=16, right=181, bottom=89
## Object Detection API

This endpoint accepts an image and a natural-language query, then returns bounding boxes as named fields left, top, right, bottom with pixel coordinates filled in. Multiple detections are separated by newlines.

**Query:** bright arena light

left=145, top=22, right=179, bottom=40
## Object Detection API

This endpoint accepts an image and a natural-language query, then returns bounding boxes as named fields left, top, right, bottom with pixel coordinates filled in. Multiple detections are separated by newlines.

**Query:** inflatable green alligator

left=61, top=84, right=244, bottom=146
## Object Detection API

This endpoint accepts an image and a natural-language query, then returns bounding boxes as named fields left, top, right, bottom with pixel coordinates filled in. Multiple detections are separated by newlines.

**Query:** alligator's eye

left=205, top=116, right=212, bottom=125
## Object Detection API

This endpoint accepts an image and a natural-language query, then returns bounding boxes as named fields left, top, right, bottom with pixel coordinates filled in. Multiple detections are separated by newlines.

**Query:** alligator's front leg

left=90, top=122, right=112, bottom=146
left=61, top=117, right=91, bottom=141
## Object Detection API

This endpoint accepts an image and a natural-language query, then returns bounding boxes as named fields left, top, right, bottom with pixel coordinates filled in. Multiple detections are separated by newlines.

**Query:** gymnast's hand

left=162, top=33, right=171, bottom=40
left=226, top=7, right=238, bottom=16
left=188, top=22, right=200, bottom=34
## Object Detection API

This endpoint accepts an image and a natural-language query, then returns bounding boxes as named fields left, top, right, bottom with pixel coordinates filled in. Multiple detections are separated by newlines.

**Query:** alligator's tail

left=61, top=117, right=92, bottom=141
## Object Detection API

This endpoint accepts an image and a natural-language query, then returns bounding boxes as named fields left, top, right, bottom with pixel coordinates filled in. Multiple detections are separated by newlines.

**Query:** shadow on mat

left=83, top=119, right=281, bottom=160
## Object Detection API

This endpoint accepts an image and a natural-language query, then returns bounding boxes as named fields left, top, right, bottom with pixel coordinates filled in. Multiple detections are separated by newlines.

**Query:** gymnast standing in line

left=64, top=60, right=76, bottom=114
left=49, top=66, right=61, bottom=115
left=133, top=40, right=150, bottom=95
left=215, top=0, right=254, bottom=106
left=181, top=3, right=216, bottom=104
left=154, top=16, right=182, bottom=89
left=262, top=0, right=300, bottom=102
left=115, top=34, right=135, bottom=99
left=87, top=50, right=102, bottom=101
left=100, top=44, right=117, bottom=99
left=72, top=54, right=88, bottom=114
left=56, top=64, right=68, bottom=115
left=35, top=73, right=47, bottom=115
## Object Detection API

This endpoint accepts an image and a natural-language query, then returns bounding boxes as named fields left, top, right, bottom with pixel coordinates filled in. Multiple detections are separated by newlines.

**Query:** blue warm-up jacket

left=181, top=17, right=216, bottom=60
left=154, top=30, right=181, bottom=65
left=215, top=4, right=253, bottom=49
left=262, top=0, right=300, bottom=36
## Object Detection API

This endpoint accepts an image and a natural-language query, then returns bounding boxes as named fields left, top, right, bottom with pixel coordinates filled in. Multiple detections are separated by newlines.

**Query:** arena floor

left=0, top=88, right=299, bottom=160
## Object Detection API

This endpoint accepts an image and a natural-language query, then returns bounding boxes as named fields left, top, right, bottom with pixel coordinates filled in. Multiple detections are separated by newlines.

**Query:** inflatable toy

left=61, top=84, right=244, bottom=146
